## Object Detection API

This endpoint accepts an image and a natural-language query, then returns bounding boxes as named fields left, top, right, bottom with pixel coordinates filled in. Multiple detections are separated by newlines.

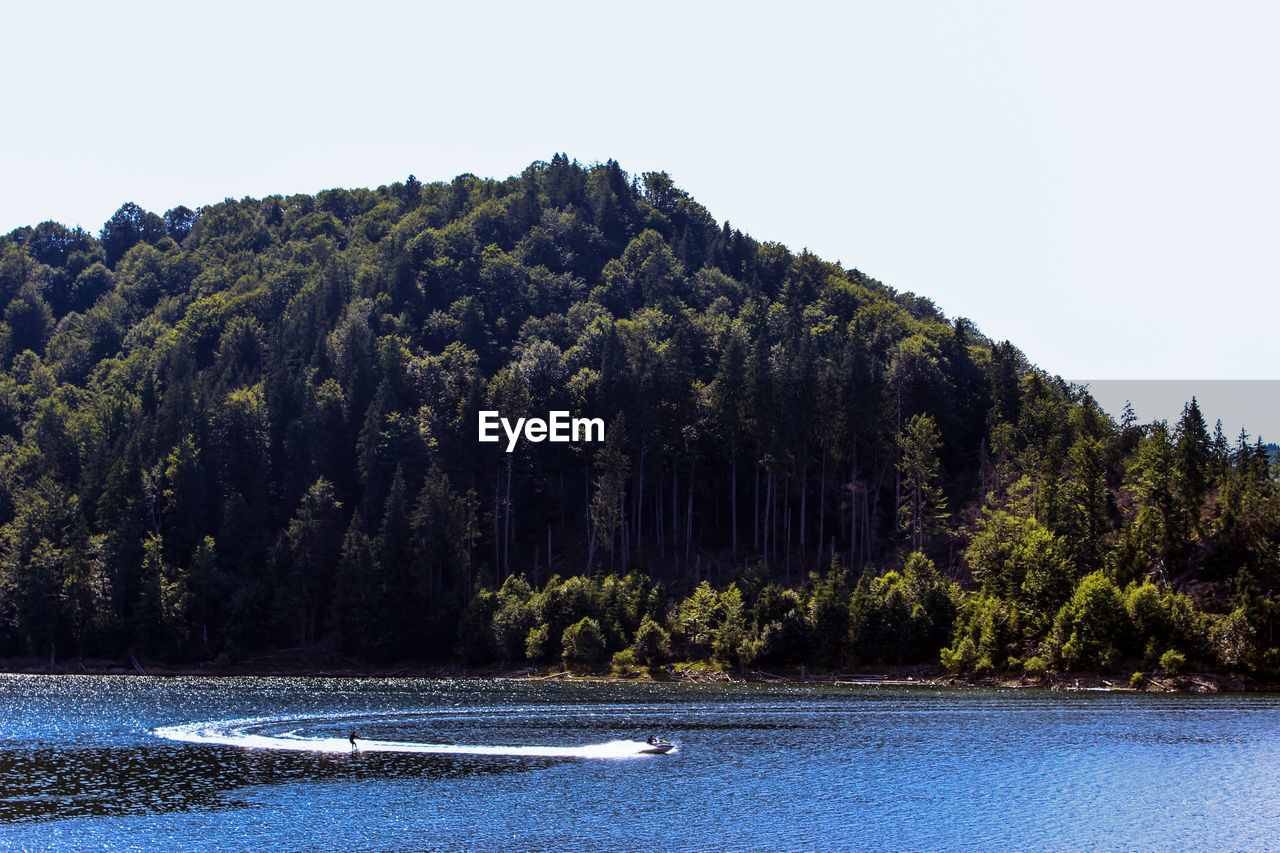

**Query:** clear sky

left=3, top=2, right=1277, bottom=424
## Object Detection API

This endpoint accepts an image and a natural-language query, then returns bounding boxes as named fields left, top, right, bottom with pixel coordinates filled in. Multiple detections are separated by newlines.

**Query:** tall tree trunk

left=685, top=462, right=694, bottom=562
left=587, top=531, right=597, bottom=572
left=894, top=371, right=903, bottom=526
left=731, top=449, right=738, bottom=555
left=799, top=461, right=807, bottom=564
left=768, top=468, right=778, bottom=568
left=872, top=455, right=889, bottom=560
left=784, top=474, right=791, bottom=584
left=672, top=465, right=679, bottom=568
left=753, top=462, right=760, bottom=551
left=762, top=468, right=771, bottom=569
left=863, top=479, right=872, bottom=566
left=817, top=445, right=826, bottom=570
left=503, top=455, right=512, bottom=578
left=778, top=494, right=788, bottom=581
left=849, top=463, right=857, bottom=571
left=494, top=473, right=501, bottom=579
left=636, top=436, right=645, bottom=552
left=657, top=468, right=664, bottom=559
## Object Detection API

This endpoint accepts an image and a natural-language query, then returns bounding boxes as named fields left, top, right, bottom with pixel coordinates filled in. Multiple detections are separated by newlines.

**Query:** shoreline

left=0, top=655, right=1264, bottom=693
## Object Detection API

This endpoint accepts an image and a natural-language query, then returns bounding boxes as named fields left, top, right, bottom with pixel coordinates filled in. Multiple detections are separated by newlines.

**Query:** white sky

left=3, top=2, right=1278, bottom=411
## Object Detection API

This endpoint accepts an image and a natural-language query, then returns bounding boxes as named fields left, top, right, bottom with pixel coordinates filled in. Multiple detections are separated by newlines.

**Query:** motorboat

left=640, top=738, right=674, bottom=754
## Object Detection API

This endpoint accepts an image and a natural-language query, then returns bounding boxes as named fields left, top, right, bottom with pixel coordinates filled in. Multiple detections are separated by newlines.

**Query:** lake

left=2, top=675, right=1279, bottom=851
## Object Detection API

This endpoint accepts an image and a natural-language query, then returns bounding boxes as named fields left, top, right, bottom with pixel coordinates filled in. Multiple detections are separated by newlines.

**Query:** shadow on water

left=0, top=744, right=551, bottom=823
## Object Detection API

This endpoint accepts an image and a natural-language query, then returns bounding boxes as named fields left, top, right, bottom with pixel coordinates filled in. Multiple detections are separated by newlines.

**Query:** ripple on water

left=4, top=676, right=1280, bottom=852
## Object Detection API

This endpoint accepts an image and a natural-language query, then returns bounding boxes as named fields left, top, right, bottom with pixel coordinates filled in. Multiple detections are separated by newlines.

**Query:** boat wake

left=153, top=716, right=675, bottom=759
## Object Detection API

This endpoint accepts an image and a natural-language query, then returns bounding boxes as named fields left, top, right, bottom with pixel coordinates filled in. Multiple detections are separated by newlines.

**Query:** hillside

left=0, top=156, right=1276, bottom=678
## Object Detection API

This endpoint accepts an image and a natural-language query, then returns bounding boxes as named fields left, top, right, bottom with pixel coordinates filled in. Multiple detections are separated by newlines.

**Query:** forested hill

left=1, top=156, right=1277, bottom=679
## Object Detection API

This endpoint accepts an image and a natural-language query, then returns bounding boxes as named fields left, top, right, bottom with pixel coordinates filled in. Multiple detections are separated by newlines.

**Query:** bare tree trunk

left=762, top=468, right=771, bottom=569
left=731, top=450, right=738, bottom=555
left=768, top=468, right=778, bottom=568
left=863, top=492, right=870, bottom=566
left=636, top=436, right=645, bottom=552
left=872, top=455, right=889, bottom=560
left=672, top=465, right=679, bottom=569
left=894, top=371, right=903, bottom=524
left=614, top=484, right=624, bottom=571
left=685, top=461, right=694, bottom=562
left=586, top=511, right=597, bottom=572
left=494, top=474, right=501, bottom=579
left=893, top=460, right=900, bottom=535
left=784, top=473, right=790, bottom=567
left=799, top=461, right=807, bottom=565
left=849, top=463, right=857, bottom=571
left=657, top=469, right=664, bottom=559
left=817, top=446, right=826, bottom=570
left=785, top=488, right=792, bottom=585
left=753, top=462, right=760, bottom=551
left=504, top=455, right=512, bottom=578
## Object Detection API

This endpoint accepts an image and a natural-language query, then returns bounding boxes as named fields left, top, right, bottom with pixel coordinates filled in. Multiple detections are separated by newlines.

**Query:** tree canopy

left=0, top=156, right=1277, bottom=680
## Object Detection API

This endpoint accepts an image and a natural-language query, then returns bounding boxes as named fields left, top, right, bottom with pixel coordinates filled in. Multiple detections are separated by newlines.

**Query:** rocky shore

left=0, top=655, right=1265, bottom=693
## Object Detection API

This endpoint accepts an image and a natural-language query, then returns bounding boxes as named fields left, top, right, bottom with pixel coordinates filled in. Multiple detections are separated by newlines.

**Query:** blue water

left=2, top=675, right=1279, bottom=851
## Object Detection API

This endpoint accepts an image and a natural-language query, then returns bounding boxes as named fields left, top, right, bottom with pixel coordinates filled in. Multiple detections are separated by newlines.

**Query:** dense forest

left=0, top=156, right=1277, bottom=681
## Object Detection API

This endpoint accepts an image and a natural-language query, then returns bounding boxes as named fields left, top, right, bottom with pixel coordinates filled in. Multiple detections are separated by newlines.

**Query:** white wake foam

left=153, top=716, right=675, bottom=759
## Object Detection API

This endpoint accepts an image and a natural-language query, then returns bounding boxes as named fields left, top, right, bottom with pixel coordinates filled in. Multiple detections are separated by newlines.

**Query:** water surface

left=1, top=675, right=1278, bottom=851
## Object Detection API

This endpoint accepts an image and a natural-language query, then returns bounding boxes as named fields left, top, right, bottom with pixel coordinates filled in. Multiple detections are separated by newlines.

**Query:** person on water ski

left=349, top=729, right=359, bottom=751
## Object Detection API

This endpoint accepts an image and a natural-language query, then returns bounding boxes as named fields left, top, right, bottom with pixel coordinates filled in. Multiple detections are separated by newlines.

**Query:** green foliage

left=1123, top=581, right=1207, bottom=668
left=807, top=566, right=850, bottom=667
left=524, top=623, right=551, bottom=662
left=525, top=575, right=601, bottom=662
left=456, top=589, right=498, bottom=665
left=0, top=158, right=1270, bottom=676
left=610, top=646, right=639, bottom=671
left=285, top=478, right=342, bottom=647
left=851, top=552, right=957, bottom=664
left=942, top=592, right=1020, bottom=673
left=135, top=532, right=188, bottom=654
left=713, top=584, right=746, bottom=664
left=898, top=414, right=946, bottom=551
left=492, top=575, right=535, bottom=662
left=1159, top=648, right=1186, bottom=675
left=674, top=580, right=746, bottom=663
left=1212, top=606, right=1261, bottom=672
left=1048, top=571, right=1130, bottom=671
left=562, top=616, right=606, bottom=666
left=2, top=281, right=55, bottom=360
left=630, top=614, right=671, bottom=665
left=742, top=584, right=808, bottom=665
left=1122, top=422, right=1179, bottom=581
left=966, top=509, right=1076, bottom=629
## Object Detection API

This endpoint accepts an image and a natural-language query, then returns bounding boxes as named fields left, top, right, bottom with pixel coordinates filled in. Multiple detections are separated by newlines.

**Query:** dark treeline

left=0, top=156, right=1277, bottom=680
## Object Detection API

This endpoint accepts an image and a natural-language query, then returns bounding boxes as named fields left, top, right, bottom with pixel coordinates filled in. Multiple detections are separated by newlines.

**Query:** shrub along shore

left=2, top=556, right=1268, bottom=693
